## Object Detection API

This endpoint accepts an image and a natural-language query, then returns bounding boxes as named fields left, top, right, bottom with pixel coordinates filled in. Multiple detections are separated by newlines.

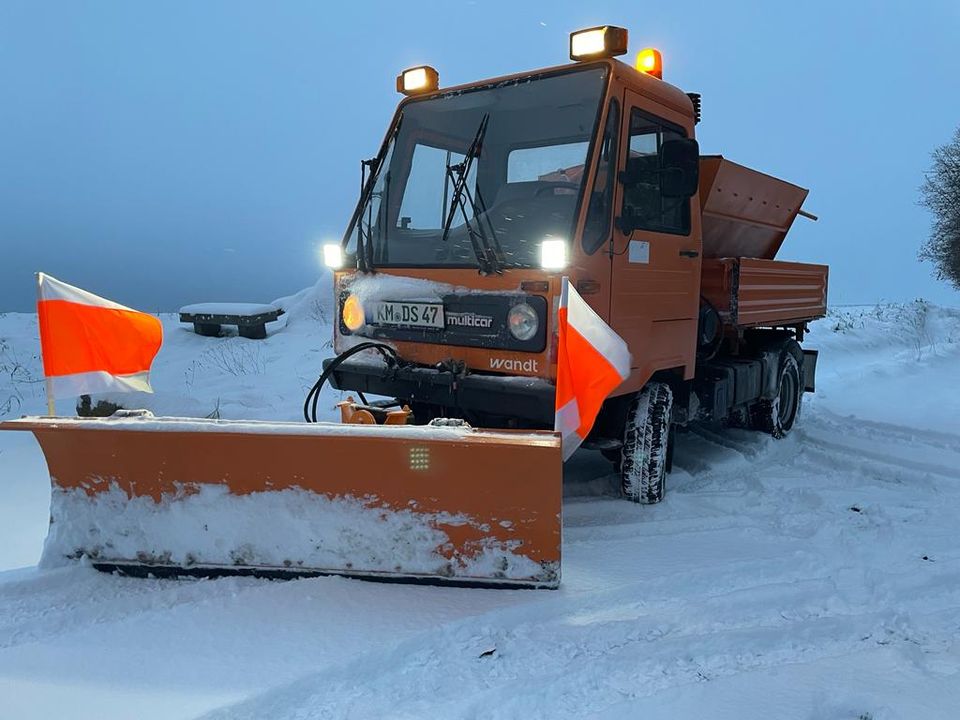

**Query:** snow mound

left=806, top=301, right=960, bottom=431
left=42, top=483, right=544, bottom=583
left=1, top=299, right=959, bottom=719
left=271, top=271, right=334, bottom=327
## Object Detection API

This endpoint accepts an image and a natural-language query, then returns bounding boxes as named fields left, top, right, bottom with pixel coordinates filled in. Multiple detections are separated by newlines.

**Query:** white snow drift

left=0, top=296, right=958, bottom=719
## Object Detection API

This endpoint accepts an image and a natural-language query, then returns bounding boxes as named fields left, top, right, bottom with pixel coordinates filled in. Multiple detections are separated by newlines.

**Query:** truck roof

left=400, top=58, right=697, bottom=125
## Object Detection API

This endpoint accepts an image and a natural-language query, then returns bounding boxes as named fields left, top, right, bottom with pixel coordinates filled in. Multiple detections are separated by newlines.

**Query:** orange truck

left=321, top=25, right=828, bottom=503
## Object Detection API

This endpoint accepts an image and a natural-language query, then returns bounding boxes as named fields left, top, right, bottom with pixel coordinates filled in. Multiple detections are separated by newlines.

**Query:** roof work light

left=396, top=65, right=440, bottom=96
left=569, top=25, right=628, bottom=61
left=635, top=48, right=663, bottom=79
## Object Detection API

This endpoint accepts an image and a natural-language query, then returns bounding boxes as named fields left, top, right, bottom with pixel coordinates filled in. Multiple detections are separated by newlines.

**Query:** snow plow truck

left=2, top=26, right=826, bottom=589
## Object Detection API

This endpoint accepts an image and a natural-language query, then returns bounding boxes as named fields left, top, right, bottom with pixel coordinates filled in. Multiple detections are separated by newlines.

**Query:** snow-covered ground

left=1, top=286, right=959, bottom=719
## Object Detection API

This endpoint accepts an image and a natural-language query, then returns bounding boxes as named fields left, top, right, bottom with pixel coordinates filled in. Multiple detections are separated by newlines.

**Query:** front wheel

left=621, top=383, right=673, bottom=504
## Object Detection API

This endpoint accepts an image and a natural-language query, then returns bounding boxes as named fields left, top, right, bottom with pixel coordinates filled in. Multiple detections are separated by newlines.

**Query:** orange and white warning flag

left=36, top=273, right=163, bottom=400
left=554, top=277, right=631, bottom=460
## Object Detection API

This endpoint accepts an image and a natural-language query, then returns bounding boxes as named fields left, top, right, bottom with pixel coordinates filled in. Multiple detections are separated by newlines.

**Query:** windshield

left=344, top=65, right=608, bottom=269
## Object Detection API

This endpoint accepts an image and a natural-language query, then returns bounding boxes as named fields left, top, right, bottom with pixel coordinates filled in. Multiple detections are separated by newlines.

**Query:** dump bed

left=699, top=156, right=809, bottom=260
left=700, top=257, right=828, bottom=327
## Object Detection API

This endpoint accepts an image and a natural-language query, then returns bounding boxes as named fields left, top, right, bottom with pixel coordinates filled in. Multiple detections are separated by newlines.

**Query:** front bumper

left=323, top=359, right=556, bottom=426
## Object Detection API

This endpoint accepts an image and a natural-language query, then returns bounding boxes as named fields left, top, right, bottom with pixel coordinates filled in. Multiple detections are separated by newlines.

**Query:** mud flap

left=802, top=349, right=818, bottom=393
left=1, top=416, right=562, bottom=588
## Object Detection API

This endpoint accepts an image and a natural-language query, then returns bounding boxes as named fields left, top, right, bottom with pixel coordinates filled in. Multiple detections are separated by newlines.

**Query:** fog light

left=508, top=303, right=539, bottom=341
left=342, top=295, right=365, bottom=331
left=539, top=237, right=568, bottom=270
left=323, top=243, right=344, bottom=269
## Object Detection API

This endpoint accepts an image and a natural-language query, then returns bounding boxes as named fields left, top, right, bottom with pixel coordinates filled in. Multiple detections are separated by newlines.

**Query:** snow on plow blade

left=1, top=416, right=562, bottom=588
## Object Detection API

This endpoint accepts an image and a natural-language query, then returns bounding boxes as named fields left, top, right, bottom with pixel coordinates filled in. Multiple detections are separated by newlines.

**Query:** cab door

left=609, top=90, right=701, bottom=382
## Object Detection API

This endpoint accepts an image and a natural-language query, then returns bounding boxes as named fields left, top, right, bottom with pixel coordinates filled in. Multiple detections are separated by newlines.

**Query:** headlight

left=323, top=243, right=344, bottom=269
left=342, top=295, right=365, bottom=331
left=539, top=237, right=568, bottom=270
left=507, top=303, right=539, bottom=341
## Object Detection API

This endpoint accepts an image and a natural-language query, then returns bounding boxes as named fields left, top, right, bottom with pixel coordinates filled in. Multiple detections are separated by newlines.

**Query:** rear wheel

left=751, top=344, right=803, bottom=439
left=621, top=383, right=673, bottom=504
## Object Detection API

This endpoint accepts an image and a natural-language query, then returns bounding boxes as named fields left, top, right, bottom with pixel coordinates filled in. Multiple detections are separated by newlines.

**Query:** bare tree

left=919, top=127, right=960, bottom=290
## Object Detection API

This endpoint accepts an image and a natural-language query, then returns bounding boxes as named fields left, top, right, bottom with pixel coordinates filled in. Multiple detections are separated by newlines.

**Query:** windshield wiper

left=356, top=156, right=378, bottom=272
left=440, top=113, right=503, bottom=274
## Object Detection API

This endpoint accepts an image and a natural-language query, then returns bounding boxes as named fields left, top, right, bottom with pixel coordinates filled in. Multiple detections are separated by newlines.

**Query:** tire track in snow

left=813, top=409, right=960, bottom=451
left=0, top=567, right=266, bottom=650
left=799, top=429, right=960, bottom=481
left=198, top=560, right=960, bottom=720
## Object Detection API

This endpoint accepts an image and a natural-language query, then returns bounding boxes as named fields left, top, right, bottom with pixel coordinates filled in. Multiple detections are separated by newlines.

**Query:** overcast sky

left=1, top=0, right=958, bottom=312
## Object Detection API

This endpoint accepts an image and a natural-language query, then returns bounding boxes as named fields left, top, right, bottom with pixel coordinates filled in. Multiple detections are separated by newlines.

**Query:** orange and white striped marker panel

left=554, top=277, right=631, bottom=461
left=36, top=273, right=163, bottom=398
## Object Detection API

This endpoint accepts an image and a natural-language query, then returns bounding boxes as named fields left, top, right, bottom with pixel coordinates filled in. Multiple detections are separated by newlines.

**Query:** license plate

left=373, top=301, right=444, bottom=329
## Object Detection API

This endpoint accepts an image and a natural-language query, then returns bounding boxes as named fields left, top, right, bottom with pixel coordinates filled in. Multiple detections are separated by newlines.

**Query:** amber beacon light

left=569, top=26, right=629, bottom=61
left=635, top=48, right=663, bottom=79
left=396, top=65, right=440, bottom=95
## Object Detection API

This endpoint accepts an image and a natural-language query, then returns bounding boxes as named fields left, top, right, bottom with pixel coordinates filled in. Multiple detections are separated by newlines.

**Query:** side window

left=582, top=98, right=620, bottom=254
left=397, top=144, right=467, bottom=230
left=622, top=108, right=691, bottom=235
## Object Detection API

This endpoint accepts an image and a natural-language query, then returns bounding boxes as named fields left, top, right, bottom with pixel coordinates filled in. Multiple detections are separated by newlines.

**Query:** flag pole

left=45, top=378, right=55, bottom=417
left=35, top=273, right=55, bottom=416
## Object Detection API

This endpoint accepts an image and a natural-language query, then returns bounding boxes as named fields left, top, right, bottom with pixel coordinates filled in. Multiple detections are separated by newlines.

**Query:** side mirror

left=659, top=138, right=700, bottom=198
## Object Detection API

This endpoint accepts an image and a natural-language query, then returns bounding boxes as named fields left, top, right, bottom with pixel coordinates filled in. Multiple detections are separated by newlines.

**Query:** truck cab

left=322, top=26, right=827, bottom=503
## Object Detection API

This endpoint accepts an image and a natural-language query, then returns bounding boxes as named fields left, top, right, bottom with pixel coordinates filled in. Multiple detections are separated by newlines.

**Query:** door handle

left=679, top=250, right=699, bottom=258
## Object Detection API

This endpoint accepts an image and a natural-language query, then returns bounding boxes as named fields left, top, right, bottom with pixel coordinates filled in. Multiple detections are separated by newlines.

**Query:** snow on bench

left=178, top=302, right=284, bottom=339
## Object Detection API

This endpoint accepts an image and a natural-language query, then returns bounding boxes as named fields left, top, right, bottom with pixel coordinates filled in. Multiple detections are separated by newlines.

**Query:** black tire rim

left=778, top=368, right=798, bottom=429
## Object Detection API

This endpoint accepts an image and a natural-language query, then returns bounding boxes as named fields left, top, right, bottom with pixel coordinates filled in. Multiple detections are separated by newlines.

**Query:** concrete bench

left=178, top=303, right=284, bottom=339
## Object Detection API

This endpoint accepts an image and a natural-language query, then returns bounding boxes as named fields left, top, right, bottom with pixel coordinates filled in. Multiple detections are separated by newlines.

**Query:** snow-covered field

left=1, top=284, right=959, bottom=719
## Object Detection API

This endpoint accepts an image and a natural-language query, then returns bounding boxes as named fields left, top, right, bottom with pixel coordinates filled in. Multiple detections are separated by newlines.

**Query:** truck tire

left=751, top=343, right=803, bottom=439
left=621, top=383, right=673, bottom=504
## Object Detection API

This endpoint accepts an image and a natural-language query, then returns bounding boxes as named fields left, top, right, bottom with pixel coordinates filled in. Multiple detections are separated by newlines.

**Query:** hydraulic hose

left=303, top=342, right=401, bottom=423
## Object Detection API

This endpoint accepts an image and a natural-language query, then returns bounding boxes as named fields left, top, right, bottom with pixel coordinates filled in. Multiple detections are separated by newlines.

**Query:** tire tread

left=621, top=383, right=672, bottom=504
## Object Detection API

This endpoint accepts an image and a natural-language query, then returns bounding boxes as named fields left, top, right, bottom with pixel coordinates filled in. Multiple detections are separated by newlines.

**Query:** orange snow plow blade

left=1, top=415, right=562, bottom=588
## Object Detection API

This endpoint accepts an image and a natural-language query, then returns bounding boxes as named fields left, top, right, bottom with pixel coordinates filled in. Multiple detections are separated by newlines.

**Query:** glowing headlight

left=507, top=303, right=539, bottom=341
left=323, top=243, right=344, bottom=269
left=539, top=238, right=568, bottom=270
left=569, top=25, right=629, bottom=61
left=342, top=295, right=365, bottom=332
